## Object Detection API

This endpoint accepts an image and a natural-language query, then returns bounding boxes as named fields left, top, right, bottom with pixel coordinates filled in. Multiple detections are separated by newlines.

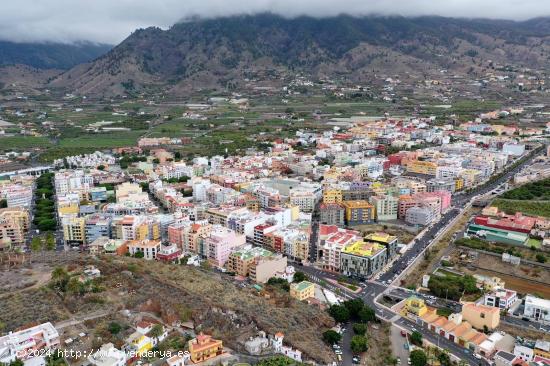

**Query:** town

left=0, top=92, right=549, bottom=366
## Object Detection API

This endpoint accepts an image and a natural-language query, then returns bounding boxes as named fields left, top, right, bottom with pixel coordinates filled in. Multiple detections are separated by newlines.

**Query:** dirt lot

left=0, top=263, right=53, bottom=296
left=361, top=322, right=395, bottom=366
left=355, top=224, right=417, bottom=244
left=453, top=251, right=550, bottom=298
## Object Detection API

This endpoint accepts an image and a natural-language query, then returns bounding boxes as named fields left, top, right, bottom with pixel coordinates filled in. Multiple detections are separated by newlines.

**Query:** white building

left=523, top=295, right=550, bottom=322
left=483, top=289, right=518, bottom=310
left=513, top=344, right=534, bottom=362
left=88, top=343, right=127, bottom=366
left=0, top=322, right=60, bottom=364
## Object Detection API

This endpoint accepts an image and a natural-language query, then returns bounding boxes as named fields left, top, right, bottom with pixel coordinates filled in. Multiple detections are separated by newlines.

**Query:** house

left=483, top=289, right=518, bottom=310
left=127, top=239, right=161, bottom=260
left=188, top=333, right=223, bottom=363
left=0, top=322, right=60, bottom=363
left=289, top=281, right=315, bottom=301
left=461, top=303, right=500, bottom=331
left=523, top=295, right=550, bottom=322
left=400, top=296, right=428, bottom=318
left=493, top=350, right=518, bottom=366
left=166, top=353, right=190, bottom=366
left=88, top=343, right=127, bottom=366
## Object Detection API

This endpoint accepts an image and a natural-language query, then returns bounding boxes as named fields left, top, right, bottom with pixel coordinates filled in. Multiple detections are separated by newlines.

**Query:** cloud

left=0, top=0, right=548, bottom=44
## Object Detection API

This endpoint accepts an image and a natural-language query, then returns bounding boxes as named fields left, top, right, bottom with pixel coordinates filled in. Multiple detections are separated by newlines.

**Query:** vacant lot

left=492, top=199, right=550, bottom=218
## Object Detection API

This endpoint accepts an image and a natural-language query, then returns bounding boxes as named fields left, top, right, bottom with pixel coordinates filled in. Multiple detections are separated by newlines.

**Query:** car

left=335, top=350, right=342, bottom=355
left=396, top=357, right=401, bottom=364
left=474, top=354, right=482, bottom=359
left=407, top=358, right=412, bottom=365
left=337, top=355, right=342, bottom=362
left=400, top=330, right=407, bottom=337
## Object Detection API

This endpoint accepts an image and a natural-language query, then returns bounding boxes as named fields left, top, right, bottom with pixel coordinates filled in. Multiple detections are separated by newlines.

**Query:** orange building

left=188, top=333, right=223, bottom=363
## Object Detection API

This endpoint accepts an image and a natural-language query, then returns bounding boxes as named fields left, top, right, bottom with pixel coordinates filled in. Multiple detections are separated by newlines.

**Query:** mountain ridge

left=46, top=14, right=550, bottom=96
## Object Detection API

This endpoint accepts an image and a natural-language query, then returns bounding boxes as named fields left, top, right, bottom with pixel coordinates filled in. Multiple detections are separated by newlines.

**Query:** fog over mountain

left=1, top=0, right=550, bottom=44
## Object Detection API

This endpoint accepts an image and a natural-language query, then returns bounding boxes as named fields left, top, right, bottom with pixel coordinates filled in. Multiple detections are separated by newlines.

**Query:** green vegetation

left=267, top=277, right=290, bottom=291
left=492, top=199, right=550, bottom=218
left=536, top=253, right=547, bottom=263
left=410, top=331, right=423, bottom=346
left=328, top=298, right=376, bottom=324
left=456, top=237, right=524, bottom=257
left=0, top=136, right=53, bottom=150
left=350, top=335, right=368, bottom=353
left=409, top=349, right=428, bottom=366
left=428, top=273, right=480, bottom=301
left=352, top=323, right=367, bottom=335
left=58, top=131, right=143, bottom=148
left=500, top=178, right=550, bottom=200
left=436, top=308, right=453, bottom=317
left=256, top=356, right=305, bottom=366
left=33, top=173, right=57, bottom=232
left=322, top=329, right=341, bottom=345
left=293, top=271, right=308, bottom=283
left=108, top=322, right=122, bottom=335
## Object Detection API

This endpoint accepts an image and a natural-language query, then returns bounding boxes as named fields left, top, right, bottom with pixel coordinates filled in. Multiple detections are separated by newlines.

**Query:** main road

left=301, top=147, right=545, bottom=366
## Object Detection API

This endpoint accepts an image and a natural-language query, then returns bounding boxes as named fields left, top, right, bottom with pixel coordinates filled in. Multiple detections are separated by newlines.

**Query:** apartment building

left=62, top=216, right=86, bottom=246
left=85, top=214, right=112, bottom=244
left=340, top=240, right=388, bottom=279
left=341, top=200, right=375, bottom=225
left=483, top=289, right=518, bottom=310
left=461, top=303, right=500, bottom=331
left=290, top=281, right=315, bottom=301
left=406, top=160, right=438, bottom=176
left=226, top=246, right=274, bottom=277
left=319, top=203, right=345, bottom=226
left=317, top=225, right=362, bottom=271
left=249, top=252, right=288, bottom=283
left=0, top=207, right=30, bottom=248
left=371, top=195, right=398, bottom=221
left=205, top=226, right=246, bottom=267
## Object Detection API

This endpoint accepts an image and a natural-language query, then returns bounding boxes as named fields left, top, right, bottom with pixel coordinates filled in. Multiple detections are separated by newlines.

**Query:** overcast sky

left=1, top=0, right=549, bottom=44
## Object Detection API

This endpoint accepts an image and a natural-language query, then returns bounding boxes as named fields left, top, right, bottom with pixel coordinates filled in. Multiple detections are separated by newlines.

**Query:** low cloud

left=0, top=0, right=549, bottom=44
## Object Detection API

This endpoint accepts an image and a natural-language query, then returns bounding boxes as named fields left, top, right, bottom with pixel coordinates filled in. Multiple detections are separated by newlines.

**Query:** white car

left=474, top=354, right=482, bottom=360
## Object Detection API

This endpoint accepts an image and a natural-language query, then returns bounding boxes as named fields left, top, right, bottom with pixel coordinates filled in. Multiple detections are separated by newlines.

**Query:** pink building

left=168, top=223, right=186, bottom=248
left=317, top=225, right=362, bottom=271
left=205, top=226, right=246, bottom=267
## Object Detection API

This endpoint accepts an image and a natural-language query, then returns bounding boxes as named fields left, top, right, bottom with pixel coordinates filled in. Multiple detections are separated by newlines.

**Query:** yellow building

left=58, top=204, right=79, bottom=217
left=406, top=160, right=438, bottom=176
left=400, top=296, right=428, bottom=318
left=62, top=217, right=86, bottom=245
left=188, top=333, right=223, bottom=363
left=129, top=333, right=153, bottom=356
left=454, top=177, right=465, bottom=192
left=534, top=341, right=550, bottom=359
left=461, top=303, right=500, bottom=331
left=323, top=189, right=343, bottom=204
left=290, top=281, right=315, bottom=301
left=0, top=207, right=30, bottom=247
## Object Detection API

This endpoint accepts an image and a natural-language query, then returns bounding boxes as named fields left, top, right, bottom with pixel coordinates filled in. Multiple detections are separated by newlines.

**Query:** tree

left=328, top=305, right=350, bottom=323
left=293, top=271, right=308, bottom=283
left=134, top=251, right=145, bottom=259
left=97, top=165, right=105, bottom=171
left=322, top=330, right=341, bottom=345
left=108, top=322, right=122, bottom=335
left=45, top=233, right=56, bottom=251
left=149, top=324, right=164, bottom=338
left=352, top=323, right=367, bottom=336
left=174, top=151, right=182, bottom=161
left=344, top=298, right=364, bottom=319
left=410, top=331, right=423, bottom=346
left=358, top=306, right=376, bottom=323
left=536, top=253, right=547, bottom=263
left=438, top=351, right=451, bottom=366
left=409, top=350, right=427, bottom=366
left=30, top=236, right=43, bottom=251
left=350, top=335, right=368, bottom=354
left=0, top=199, right=7, bottom=208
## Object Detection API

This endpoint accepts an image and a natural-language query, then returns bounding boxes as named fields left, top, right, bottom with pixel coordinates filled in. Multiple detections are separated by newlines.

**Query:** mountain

left=49, top=14, right=550, bottom=97
left=0, top=40, right=111, bottom=69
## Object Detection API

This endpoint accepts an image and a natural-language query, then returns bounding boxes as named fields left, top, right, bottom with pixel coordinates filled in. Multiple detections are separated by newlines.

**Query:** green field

left=58, top=131, right=144, bottom=148
left=0, top=136, right=53, bottom=150
left=492, top=198, right=550, bottom=218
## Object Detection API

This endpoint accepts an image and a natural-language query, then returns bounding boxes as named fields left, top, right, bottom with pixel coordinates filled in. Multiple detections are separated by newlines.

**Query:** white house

left=523, top=295, right=550, bottom=322
left=88, top=343, right=127, bottom=366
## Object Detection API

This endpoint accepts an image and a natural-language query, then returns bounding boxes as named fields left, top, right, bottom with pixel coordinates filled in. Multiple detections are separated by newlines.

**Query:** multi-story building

left=289, top=281, right=315, bottom=301
left=323, top=189, right=343, bottom=204
left=340, top=240, right=388, bottom=279
left=127, top=239, right=161, bottom=260
left=289, top=189, right=316, bottom=213
left=483, top=289, right=518, bottom=310
left=204, top=226, right=246, bottom=267
left=405, top=205, right=438, bottom=226
left=341, top=200, right=375, bottom=225
left=226, top=246, right=274, bottom=277
left=54, top=170, right=93, bottom=196
left=523, top=295, right=550, bottom=322
left=0, top=207, right=30, bottom=248
left=85, top=214, right=112, bottom=244
left=3, top=185, right=33, bottom=208
left=406, top=160, right=438, bottom=176
left=426, top=178, right=456, bottom=193
left=461, top=303, right=500, bottom=331
left=371, top=195, right=398, bottom=221
left=188, top=333, right=223, bottom=364
left=0, top=322, right=60, bottom=363
left=249, top=253, right=288, bottom=283
left=319, top=203, right=345, bottom=226
left=318, top=225, right=362, bottom=271
left=62, top=216, right=86, bottom=246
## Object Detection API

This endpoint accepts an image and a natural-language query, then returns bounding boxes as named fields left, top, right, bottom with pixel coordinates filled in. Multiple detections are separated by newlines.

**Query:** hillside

left=48, top=14, right=550, bottom=97
left=0, top=41, right=111, bottom=70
